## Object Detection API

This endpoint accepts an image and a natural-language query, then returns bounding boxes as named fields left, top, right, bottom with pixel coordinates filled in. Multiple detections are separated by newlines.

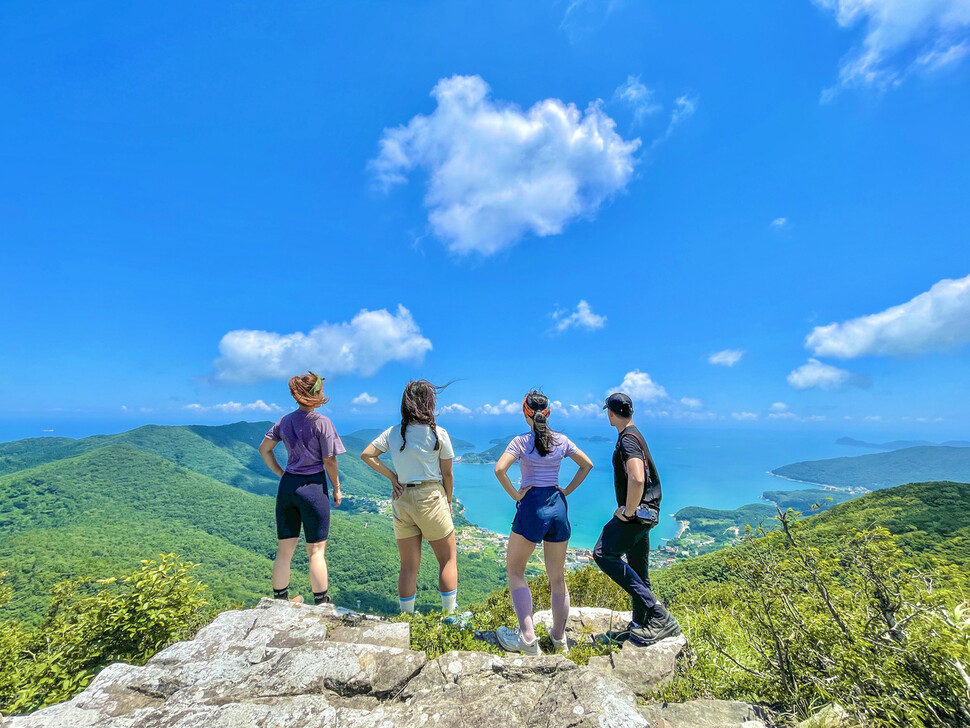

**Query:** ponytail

left=522, top=391, right=555, bottom=456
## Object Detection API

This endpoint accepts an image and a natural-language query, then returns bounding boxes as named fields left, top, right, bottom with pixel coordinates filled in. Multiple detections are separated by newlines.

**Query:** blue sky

left=2, top=0, right=969, bottom=440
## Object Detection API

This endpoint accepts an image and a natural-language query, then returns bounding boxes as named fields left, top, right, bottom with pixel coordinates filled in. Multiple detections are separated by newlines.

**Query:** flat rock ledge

left=1, top=600, right=770, bottom=728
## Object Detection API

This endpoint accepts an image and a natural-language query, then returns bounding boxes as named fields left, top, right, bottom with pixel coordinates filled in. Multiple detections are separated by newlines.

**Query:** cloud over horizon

left=607, top=369, right=668, bottom=402
left=185, top=400, right=282, bottom=414
left=552, top=300, right=607, bottom=333
left=213, top=306, right=432, bottom=384
left=370, top=75, right=641, bottom=256
left=787, top=358, right=852, bottom=390
left=806, top=273, right=970, bottom=358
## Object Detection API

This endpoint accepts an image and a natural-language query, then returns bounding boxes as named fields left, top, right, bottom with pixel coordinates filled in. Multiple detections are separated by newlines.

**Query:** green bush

left=1, top=554, right=210, bottom=715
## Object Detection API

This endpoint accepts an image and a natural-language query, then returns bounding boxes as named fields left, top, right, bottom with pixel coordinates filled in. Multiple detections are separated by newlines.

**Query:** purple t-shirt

left=504, top=432, right=578, bottom=488
left=265, top=410, right=346, bottom=475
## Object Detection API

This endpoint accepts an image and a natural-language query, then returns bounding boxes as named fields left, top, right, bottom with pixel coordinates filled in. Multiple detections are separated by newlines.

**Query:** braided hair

left=400, top=380, right=441, bottom=452
left=522, top=391, right=556, bottom=456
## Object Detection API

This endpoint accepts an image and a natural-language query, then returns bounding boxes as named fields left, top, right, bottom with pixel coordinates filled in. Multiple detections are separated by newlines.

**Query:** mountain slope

left=770, top=446, right=970, bottom=490
left=0, top=445, right=505, bottom=624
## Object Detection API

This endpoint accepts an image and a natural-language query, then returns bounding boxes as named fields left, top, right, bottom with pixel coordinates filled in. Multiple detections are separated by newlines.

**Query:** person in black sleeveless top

left=593, top=392, right=682, bottom=646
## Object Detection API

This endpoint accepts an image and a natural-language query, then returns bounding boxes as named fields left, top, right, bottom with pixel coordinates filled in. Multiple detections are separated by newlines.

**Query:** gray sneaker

left=549, top=632, right=569, bottom=654
left=627, top=610, right=682, bottom=646
left=496, top=626, right=541, bottom=656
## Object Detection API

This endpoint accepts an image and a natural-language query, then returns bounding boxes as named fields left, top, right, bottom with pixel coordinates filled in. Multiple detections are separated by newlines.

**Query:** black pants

left=592, top=517, right=658, bottom=626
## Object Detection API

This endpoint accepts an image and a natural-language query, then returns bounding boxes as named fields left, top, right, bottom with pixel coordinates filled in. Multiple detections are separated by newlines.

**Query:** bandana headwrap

left=522, top=395, right=550, bottom=419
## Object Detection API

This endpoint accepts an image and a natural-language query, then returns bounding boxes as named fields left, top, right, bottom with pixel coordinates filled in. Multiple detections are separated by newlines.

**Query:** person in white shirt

left=361, top=380, right=458, bottom=615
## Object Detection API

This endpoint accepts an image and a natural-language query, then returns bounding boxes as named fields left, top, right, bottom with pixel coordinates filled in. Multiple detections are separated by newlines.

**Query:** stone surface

left=533, top=606, right=634, bottom=644
left=640, top=699, right=773, bottom=728
left=3, top=600, right=684, bottom=728
left=797, top=703, right=853, bottom=728
left=587, top=634, right=688, bottom=695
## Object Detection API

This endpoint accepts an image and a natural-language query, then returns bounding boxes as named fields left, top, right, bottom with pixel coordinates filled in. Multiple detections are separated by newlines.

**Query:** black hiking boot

left=599, top=621, right=635, bottom=646
left=627, top=608, right=682, bottom=646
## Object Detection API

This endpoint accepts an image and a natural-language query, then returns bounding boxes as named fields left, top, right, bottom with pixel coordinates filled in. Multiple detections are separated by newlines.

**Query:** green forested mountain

left=771, top=445, right=970, bottom=490
left=0, top=425, right=506, bottom=624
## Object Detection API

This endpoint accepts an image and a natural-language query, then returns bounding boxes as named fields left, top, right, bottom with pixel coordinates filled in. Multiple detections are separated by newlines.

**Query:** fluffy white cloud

left=213, top=306, right=432, bottom=384
left=370, top=75, right=641, bottom=255
left=185, top=400, right=282, bottom=414
left=352, top=392, right=378, bottom=406
left=554, top=402, right=604, bottom=418
left=787, top=358, right=852, bottom=390
left=438, top=403, right=472, bottom=415
left=815, top=0, right=970, bottom=98
left=771, top=217, right=788, bottom=230
left=552, top=300, right=607, bottom=333
left=708, top=349, right=745, bottom=367
left=732, top=412, right=759, bottom=421
left=806, top=273, right=970, bottom=358
left=770, top=402, right=789, bottom=412
left=607, top=370, right=668, bottom=402
left=479, top=400, right=521, bottom=416
left=768, top=410, right=799, bottom=420
left=680, top=397, right=703, bottom=409
left=614, top=76, right=661, bottom=123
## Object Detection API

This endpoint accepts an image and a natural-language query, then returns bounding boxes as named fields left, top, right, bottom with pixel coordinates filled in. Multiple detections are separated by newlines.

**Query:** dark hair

left=524, top=390, right=556, bottom=457
left=400, top=380, right=441, bottom=452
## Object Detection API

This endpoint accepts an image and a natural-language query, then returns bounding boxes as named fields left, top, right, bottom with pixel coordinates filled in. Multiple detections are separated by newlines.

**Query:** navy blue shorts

left=511, top=486, right=570, bottom=543
left=276, top=471, right=331, bottom=543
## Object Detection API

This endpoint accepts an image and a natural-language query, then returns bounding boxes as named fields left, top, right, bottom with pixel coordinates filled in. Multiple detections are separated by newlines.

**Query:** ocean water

left=448, top=426, right=864, bottom=549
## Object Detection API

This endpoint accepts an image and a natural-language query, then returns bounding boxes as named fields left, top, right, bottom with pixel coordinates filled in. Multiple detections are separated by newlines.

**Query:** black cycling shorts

left=276, top=471, right=330, bottom=543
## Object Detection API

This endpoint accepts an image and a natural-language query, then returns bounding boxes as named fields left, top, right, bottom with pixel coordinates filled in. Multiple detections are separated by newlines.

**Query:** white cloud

left=555, top=402, right=604, bottom=418
left=479, top=400, right=521, bottom=416
left=370, top=75, right=641, bottom=256
left=438, top=403, right=472, bottom=415
left=770, top=402, right=789, bottom=412
left=213, top=305, right=432, bottom=384
left=552, top=300, right=607, bottom=333
left=864, top=415, right=883, bottom=421
left=770, top=217, right=788, bottom=230
left=732, top=412, right=759, bottom=421
left=607, top=370, right=668, bottom=402
left=352, top=392, right=378, bottom=406
left=614, top=76, right=661, bottom=124
left=806, top=273, right=970, bottom=358
left=815, top=0, right=970, bottom=99
left=654, top=94, right=698, bottom=146
left=185, top=400, right=282, bottom=414
left=708, top=349, right=745, bottom=367
left=787, top=358, right=852, bottom=390
left=767, top=410, right=799, bottom=420
left=680, top=397, right=703, bottom=409
left=561, top=0, right=619, bottom=39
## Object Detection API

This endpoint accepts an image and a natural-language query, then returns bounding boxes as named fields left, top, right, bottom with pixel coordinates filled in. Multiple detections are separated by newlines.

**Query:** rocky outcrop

left=639, top=699, right=772, bottom=728
left=1, top=601, right=771, bottom=728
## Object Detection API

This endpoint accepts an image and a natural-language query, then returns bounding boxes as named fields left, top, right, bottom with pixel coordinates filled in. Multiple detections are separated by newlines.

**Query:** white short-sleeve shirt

left=371, top=424, right=454, bottom=484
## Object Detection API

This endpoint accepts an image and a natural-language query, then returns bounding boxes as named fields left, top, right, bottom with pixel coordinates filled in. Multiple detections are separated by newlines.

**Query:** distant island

left=836, top=436, right=970, bottom=450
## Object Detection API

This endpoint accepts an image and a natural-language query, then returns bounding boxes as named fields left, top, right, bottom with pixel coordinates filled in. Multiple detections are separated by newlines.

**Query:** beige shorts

left=392, top=479, right=454, bottom=541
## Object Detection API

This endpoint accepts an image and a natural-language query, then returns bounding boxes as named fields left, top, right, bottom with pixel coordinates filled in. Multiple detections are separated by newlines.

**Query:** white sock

left=399, top=594, right=416, bottom=614
left=440, top=589, right=457, bottom=614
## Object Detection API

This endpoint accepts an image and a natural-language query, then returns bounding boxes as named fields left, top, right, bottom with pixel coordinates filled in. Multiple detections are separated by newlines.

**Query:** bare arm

left=561, top=448, right=593, bottom=497
left=258, top=438, right=284, bottom=478
left=618, top=457, right=646, bottom=518
left=323, top=455, right=341, bottom=507
left=440, top=457, right=454, bottom=511
left=494, top=452, right=531, bottom=502
left=360, top=443, right=403, bottom=499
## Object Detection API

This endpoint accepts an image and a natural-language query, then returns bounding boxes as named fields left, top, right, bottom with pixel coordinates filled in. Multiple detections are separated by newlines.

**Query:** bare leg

left=543, top=540, right=570, bottom=640
left=272, top=538, right=300, bottom=591
left=507, top=531, right=539, bottom=641
left=306, top=540, right=328, bottom=594
left=428, top=530, right=458, bottom=593
left=397, top=535, right=423, bottom=598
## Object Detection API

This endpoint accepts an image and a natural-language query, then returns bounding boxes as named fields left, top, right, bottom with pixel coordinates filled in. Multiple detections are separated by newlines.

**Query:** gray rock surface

left=1, top=599, right=671, bottom=728
left=588, top=634, right=688, bottom=695
left=640, top=699, right=773, bottom=728
left=533, top=606, right=634, bottom=643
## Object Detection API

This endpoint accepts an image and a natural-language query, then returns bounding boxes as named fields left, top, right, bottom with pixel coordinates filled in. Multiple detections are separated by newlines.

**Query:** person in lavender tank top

left=259, top=372, right=346, bottom=606
left=493, top=391, right=593, bottom=655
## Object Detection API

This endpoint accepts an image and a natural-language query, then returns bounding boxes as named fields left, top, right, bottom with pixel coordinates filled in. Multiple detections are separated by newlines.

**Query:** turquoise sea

left=446, top=425, right=874, bottom=549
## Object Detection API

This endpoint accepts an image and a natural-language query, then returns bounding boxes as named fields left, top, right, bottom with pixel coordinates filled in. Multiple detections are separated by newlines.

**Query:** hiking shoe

left=627, top=610, right=682, bottom=646
left=496, top=626, right=540, bottom=656
left=599, top=621, right=635, bottom=645
left=549, top=633, right=569, bottom=654
left=289, top=594, right=304, bottom=604
left=313, top=594, right=332, bottom=606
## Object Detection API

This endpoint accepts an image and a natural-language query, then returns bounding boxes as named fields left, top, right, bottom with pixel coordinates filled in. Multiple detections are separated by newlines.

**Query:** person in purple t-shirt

left=493, top=391, right=593, bottom=655
left=259, top=372, right=346, bottom=606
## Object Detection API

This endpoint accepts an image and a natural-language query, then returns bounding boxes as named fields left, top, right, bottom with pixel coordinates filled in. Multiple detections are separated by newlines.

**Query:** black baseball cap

left=603, top=392, right=634, bottom=417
